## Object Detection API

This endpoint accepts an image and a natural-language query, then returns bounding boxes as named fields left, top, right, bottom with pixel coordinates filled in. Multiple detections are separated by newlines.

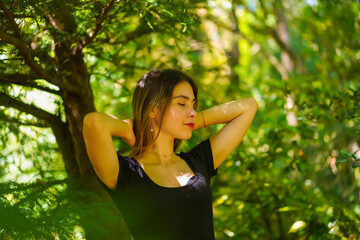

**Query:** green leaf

left=336, top=158, right=349, bottom=163
left=351, top=162, right=360, bottom=168
left=340, top=150, right=351, bottom=157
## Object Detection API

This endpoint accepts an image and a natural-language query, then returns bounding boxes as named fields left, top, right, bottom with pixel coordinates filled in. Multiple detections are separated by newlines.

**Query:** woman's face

left=154, top=81, right=197, bottom=140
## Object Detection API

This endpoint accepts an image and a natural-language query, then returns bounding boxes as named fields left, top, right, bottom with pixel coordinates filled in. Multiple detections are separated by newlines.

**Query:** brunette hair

left=129, top=69, right=198, bottom=157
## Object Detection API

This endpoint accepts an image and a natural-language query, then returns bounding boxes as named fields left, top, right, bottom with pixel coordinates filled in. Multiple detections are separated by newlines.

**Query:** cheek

left=168, top=110, right=180, bottom=122
left=164, top=109, right=183, bottom=124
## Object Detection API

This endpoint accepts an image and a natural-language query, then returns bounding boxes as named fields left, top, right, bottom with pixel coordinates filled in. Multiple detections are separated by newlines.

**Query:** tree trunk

left=274, top=2, right=298, bottom=126
left=54, top=34, right=132, bottom=240
left=50, top=122, right=79, bottom=178
left=46, top=2, right=133, bottom=238
left=225, top=6, right=241, bottom=97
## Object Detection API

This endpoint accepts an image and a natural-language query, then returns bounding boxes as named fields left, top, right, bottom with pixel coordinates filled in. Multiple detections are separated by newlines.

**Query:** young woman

left=83, top=69, right=257, bottom=240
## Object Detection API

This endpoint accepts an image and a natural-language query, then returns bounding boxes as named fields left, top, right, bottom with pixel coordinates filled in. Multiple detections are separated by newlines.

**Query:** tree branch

left=81, top=0, right=118, bottom=47
left=210, top=12, right=288, bottom=77
left=267, top=26, right=298, bottom=65
left=235, top=27, right=288, bottom=77
left=0, top=92, right=62, bottom=126
left=208, top=8, right=289, bottom=77
left=241, top=31, right=288, bottom=76
left=94, top=26, right=153, bottom=46
left=0, top=1, right=21, bottom=38
left=0, top=73, right=61, bottom=95
left=0, top=114, right=49, bottom=128
left=234, top=0, right=299, bottom=72
left=0, top=58, right=23, bottom=61
left=0, top=1, right=60, bottom=76
left=0, top=31, right=78, bottom=93
left=258, top=0, right=269, bottom=19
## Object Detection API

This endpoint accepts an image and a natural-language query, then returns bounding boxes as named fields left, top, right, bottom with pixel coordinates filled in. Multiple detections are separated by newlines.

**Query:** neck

left=140, top=133, right=175, bottom=166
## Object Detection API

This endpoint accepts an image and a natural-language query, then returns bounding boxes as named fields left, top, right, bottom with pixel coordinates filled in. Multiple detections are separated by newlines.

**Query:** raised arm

left=82, top=112, right=135, bottom=189
left=194, top=98, right=257, bottom=169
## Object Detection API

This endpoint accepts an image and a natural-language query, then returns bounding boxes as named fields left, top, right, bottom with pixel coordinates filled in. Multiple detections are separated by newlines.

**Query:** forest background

left=0, top=0, right=359, bottom=239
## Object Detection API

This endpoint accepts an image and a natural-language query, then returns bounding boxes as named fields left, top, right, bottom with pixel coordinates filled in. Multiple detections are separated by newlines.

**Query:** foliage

left=1, top=0, right=359, bottom=239
left=0, top=180, right=120, bottom=240
left=0, top=180, right=76, bottom=240
left=337, top=150, right=360, bottom=169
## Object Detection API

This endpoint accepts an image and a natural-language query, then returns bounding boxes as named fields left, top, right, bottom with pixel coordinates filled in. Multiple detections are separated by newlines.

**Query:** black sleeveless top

left=106, top=139, right=217, bottom=240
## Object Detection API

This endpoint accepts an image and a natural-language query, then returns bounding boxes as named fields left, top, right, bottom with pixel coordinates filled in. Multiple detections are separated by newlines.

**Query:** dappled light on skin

left=210, top=100, right=253, bottom=115
left=139, top=160, right=196, bottom=188
left=176, top=172, right=194, bottom=186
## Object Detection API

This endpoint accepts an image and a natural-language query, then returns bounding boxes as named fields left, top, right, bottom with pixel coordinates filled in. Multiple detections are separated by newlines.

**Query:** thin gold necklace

left=143, top=151, right=174, bottom=159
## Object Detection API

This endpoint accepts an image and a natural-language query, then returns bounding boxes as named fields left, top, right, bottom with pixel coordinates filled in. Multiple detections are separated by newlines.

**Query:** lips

left=185, top=123, right=195, bottom=129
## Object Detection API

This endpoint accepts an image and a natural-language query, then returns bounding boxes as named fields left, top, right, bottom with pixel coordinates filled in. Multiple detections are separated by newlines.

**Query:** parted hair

left=129, top=69, right=198, bottom=157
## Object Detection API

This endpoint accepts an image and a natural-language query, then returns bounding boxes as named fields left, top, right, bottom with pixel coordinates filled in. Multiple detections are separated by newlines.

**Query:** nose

left=189, top=107, right=197, bottom=118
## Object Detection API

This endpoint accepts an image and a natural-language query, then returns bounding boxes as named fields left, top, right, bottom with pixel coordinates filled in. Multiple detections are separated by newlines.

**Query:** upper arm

left=83, top=113, right=120, bottom=190
left=209, top=98, right=257, bottom=169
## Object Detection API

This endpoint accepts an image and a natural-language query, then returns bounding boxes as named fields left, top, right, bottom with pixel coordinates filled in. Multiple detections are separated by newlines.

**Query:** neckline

left=130, top=153, right=198, bottom=189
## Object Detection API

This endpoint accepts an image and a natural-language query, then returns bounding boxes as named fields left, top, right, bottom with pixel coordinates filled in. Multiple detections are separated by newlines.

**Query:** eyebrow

left=173, top=95, right=196, bottom=102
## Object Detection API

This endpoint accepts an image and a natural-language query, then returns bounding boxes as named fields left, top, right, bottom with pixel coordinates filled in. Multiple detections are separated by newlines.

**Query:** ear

left=149, top=105, right=159, bottom=119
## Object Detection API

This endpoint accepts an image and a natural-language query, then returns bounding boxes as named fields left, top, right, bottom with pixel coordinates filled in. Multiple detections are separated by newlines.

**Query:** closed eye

left=178, top=103, right=186, bottom=106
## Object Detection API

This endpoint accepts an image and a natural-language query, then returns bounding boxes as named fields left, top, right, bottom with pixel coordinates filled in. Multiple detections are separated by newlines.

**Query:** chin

left=177, top=133, right=192, bottom=140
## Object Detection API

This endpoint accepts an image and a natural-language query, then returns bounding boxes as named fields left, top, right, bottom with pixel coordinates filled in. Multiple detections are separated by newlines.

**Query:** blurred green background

left=1, top=0, right=359, bottom=239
